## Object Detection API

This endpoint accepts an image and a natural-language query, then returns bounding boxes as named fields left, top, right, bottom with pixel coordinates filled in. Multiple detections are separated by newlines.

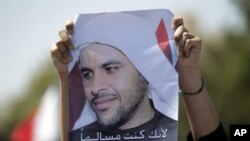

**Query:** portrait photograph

left=67, top=9, right=179, bottom=141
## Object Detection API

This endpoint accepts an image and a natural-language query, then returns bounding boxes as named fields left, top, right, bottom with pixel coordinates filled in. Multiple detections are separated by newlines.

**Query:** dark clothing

left=187, top=123, right=228, bottom=141
left=69, top=111, right=177, bottom=141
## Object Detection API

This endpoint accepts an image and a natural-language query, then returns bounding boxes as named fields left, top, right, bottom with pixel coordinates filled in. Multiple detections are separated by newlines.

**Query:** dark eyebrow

left=80, top=67, right=93, bottom=73
left=102, top=60, right=122, bottom=68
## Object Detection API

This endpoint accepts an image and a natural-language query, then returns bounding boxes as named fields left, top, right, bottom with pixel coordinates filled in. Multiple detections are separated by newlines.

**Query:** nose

left=91, top=73, right=108, bottom=96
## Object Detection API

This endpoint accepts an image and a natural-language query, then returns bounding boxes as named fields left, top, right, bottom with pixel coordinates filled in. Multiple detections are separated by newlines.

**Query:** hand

left=172, top=17, right=203, bottom=93
left=172, top=17, right=202, bottom=69
left=172, top=18, right=222, bottom=141
left=50, top=20, right=74, bottom=75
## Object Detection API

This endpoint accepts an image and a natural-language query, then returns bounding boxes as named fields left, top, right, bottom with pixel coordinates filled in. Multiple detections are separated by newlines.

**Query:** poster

left=67, top=9, right=179, bottom=141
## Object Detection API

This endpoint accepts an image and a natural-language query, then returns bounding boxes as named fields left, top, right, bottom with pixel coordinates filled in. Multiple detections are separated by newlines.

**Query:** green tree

left=233, top=0, right=250, bottom=34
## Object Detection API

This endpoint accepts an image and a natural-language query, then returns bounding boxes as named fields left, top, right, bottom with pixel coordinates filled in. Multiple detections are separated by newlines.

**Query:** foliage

left=179, top=0, right=250, bottom=139
left=0, top=61, right=58, bottom=141
left=233, top=0, right=250, bottom=33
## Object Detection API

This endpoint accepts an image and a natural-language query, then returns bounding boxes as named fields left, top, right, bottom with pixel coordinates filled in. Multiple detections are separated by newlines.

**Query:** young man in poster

left=51, top=10, right=228, bottom=141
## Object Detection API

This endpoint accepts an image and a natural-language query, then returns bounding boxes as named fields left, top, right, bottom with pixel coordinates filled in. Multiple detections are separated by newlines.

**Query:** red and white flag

left=10, top=86, right=60, bottom=141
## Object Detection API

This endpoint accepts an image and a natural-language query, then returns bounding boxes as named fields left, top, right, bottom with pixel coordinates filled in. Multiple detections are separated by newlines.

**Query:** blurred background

left=0, top=0, right=249, bottom=140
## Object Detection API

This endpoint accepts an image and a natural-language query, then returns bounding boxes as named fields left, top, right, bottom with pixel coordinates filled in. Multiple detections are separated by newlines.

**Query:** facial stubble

left=94, top=73, right=148, bottom=129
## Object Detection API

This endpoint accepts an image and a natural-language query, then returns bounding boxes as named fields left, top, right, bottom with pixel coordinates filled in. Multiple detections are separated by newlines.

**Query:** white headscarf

left=69, top=9, right=178, bottom=130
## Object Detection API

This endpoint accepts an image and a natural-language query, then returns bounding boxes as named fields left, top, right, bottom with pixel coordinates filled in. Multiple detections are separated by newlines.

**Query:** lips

left=93, top=96, right=117, bottom=110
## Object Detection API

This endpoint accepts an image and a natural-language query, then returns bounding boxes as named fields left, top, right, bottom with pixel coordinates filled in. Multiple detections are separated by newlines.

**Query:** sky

left=0, top=0, right=245, bottom=109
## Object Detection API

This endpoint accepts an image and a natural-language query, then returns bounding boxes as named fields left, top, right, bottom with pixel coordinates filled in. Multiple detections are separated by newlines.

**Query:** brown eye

left=105, top=66, right=119, bottom=74
left=82, top=71, right=93, bottom=80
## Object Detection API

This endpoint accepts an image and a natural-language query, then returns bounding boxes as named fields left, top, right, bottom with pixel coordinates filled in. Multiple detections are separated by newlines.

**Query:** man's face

left=79, top=43, right=148, bottom=128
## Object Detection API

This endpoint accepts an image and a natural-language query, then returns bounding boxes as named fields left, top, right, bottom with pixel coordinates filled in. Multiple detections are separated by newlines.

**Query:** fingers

left=59, top=29, right=74, bottom=50
left=184, top=37, right=201, bottom=57
left=173, top=17, right=201, bottom=57
left=176, top=32, right=201, bottom=57
left=174, top=25, right=189, bottom=44
left=57, top=41, right=72, bottom=59
left=58, top=19, right=74, bottom=50
left=65, top=19, right=74, bottom=35
left=51, top=41, right=72, bottom=64
left=178, top=32, right=194, bottom=49
left=50, top=19, right=74, bottom=74
left=51, top=43, right=64, bottom=64
left=53, top=20, right=74, bottom=62
left=178, top=32, right=194, bottom=56
left=172, top=17, right=184, bottom=30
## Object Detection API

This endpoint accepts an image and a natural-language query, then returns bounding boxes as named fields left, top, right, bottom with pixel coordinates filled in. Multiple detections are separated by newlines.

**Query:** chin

left=98, top=112, right=116, bottom=126
left=97, top=106, right=130, bottom=130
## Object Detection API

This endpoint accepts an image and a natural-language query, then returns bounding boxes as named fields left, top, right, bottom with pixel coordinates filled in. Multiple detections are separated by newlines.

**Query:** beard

left=93, top=73, right=149, bottom=130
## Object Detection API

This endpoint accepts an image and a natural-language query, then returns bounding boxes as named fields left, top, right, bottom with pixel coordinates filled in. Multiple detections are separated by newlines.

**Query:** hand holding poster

left=50, top=8, right=228, bottom=141
left=67, top=9, right=178, bottom=141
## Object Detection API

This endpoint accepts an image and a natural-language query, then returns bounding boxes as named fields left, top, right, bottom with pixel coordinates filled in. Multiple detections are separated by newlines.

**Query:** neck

left=119, top=97, right=155, bottom=130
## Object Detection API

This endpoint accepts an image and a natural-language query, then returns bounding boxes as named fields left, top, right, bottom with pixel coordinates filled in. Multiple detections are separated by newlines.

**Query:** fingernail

left=59, top=30, right=68, bottom=41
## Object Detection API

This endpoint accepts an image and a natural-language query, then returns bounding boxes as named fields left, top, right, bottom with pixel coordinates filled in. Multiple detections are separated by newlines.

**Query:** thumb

left=65, top=19, right=74, bottom=35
